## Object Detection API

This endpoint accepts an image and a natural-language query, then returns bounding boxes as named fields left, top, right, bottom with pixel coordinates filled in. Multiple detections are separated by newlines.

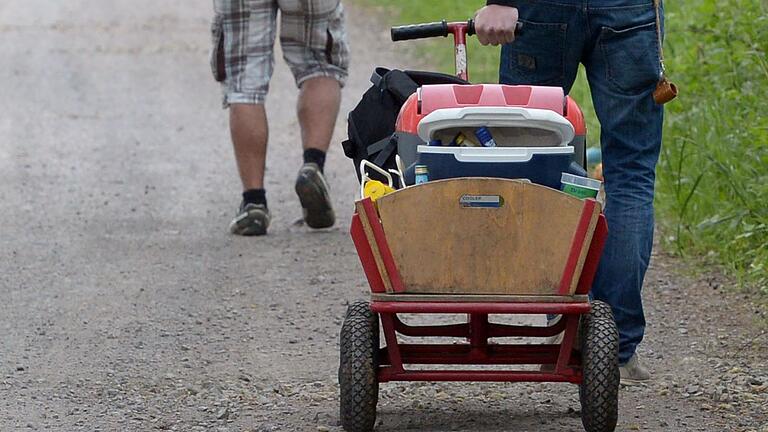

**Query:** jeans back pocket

left=599, top=21, right=660, bottom=95
left=500, top=20, right=567, bottom=86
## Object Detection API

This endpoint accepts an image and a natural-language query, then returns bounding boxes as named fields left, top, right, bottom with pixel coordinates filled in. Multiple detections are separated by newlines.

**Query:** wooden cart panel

left=372, top=178, right=600, bottom=295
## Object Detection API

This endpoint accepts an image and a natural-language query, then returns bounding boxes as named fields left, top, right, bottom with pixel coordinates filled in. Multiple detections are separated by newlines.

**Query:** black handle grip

left=467, top=19, right=524, bottom=36
left=391, top=20, right=449, bottom=41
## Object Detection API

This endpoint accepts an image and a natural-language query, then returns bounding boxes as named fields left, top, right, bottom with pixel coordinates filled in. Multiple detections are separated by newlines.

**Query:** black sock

left=303, top=148, right=326, bottom=173
left=242, top=188, right=267, bottom=207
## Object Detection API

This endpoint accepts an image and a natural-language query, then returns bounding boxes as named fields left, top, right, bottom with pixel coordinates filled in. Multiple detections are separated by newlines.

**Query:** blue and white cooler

left=400, top=85, right=589, bottom=189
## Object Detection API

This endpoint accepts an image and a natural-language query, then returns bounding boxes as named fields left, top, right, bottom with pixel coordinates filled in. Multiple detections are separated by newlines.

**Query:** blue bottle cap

left=428, top=139, right=442, bottom=146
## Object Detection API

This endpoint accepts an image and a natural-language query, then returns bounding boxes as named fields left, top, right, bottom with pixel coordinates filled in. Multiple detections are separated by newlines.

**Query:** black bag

left=342, top=67, right=467, bottom=187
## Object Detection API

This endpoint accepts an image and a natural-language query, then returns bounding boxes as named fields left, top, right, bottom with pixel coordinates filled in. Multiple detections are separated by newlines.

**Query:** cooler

left=396, top=84, right=586, bottom=174
left=408, top=96, right=585, bottom=188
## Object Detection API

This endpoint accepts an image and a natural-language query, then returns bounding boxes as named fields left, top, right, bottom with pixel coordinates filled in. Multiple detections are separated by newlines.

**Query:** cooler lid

left=417, top=107, right=576, bottom=146
left=419, top=84, right=565, bottom=116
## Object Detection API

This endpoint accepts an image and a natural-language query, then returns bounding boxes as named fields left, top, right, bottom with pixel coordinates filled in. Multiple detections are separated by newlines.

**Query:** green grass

left=354, top=0, right=768, bottom=293
left=658, top=0, right=768, bottom=290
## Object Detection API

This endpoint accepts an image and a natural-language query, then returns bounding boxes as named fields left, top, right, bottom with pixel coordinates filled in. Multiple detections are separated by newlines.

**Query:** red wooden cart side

left=351, top=198, right=405, bottom=293
left=348, top=186, right=609, bottom=384
left=350, top=213, right=386, bottom=294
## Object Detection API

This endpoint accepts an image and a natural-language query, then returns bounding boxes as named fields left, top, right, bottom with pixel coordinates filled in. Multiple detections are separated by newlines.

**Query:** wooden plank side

left=360, top=199, right=405, bottom=293
left=355, top=200, right=393, bottom=293
left=375, top=178, right=589, bottom=295
left=350, top=213, right=386, bottom=293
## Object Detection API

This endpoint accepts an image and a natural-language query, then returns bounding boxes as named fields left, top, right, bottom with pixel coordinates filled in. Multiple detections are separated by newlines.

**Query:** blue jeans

left=498, top=0, right=664, bottom=364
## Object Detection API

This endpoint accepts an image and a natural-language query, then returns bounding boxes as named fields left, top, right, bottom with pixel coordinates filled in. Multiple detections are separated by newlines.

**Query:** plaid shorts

left=211, top=0, right=350, bottom=107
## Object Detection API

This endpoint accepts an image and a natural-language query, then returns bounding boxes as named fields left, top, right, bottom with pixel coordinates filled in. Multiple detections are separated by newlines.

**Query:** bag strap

left=651, top=0, right=677, bottom=104
left=366, top=135, right=394, bottom=156
left=653, top=0, right=666, bottom=77
left=383, top=70, right=419, bottom=103
left=404, top=70, right=469, bottom=85
left=370, top=67, right=390, bottom=87
left=371, top=135, right=399, bottom=167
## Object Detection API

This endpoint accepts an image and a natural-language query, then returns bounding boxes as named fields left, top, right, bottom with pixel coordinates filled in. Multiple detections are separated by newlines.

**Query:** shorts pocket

left=210, top=14, right=226, bottom=82
left=323, top=5, right=349, bottom=70
left=500, top=20, right=567, bottom=86
left=599, top=21, right=660, bottom=94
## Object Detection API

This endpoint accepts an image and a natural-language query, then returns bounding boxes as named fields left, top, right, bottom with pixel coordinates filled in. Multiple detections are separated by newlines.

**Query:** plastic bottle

left=474, top=127, right=497, bottom=147
left=450, top=132, right=466, bottom=146
left=415, top=165, right=429, bottom=185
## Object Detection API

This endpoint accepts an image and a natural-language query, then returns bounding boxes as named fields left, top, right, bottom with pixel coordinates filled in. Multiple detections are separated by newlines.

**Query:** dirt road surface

left=1, top=1, right=766, bottom=431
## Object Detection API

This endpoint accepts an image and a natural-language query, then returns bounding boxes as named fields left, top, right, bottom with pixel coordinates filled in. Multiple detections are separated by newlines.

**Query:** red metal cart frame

left=350, top=195, right=608, bottom=384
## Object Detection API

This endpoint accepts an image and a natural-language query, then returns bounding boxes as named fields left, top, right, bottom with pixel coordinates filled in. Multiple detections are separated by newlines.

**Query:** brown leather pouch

left=652, top=0, right=677, bottom=105
left=653, top=76, right=678, bottom=105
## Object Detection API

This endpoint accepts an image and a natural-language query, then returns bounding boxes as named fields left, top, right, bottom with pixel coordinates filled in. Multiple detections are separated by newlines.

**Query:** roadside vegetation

left=358, top=0, right=768, bottom=293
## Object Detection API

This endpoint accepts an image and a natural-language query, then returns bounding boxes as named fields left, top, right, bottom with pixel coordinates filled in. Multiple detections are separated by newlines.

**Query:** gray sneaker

left=620, top=353, right=651, bottom=385
left=295, top=162, right=335, bottom=229
left=229, top=202, right=270, bottom=236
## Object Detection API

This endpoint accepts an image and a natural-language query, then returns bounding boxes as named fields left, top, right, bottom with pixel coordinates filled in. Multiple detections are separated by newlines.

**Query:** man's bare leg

left=230, top=104, right=268, bottom=190
left=227, top=103, right=271, bottom=236
left=297, top=76, right=341, bottom=153
left=294, top=76, right=341, bottom=229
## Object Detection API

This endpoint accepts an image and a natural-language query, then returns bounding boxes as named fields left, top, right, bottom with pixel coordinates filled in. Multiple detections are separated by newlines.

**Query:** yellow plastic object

left=363, top=180, right=395, bottom=202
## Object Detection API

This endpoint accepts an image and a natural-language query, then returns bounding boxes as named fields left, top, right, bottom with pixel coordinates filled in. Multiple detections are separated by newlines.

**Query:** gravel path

left=0, top=1, right=766, bottom=431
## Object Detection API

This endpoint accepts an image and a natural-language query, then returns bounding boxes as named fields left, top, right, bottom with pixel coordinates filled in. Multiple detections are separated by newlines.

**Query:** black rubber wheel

left=345, top=301, right=374, bottom=320
left=579, top=300, right=620, bottom=432
left=339, top=302, right=379, bottom=432
left=589, top=300, right=614, bottom=321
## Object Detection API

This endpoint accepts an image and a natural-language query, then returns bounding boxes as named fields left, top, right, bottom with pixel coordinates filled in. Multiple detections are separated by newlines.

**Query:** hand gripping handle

left=467, top=19, right=524, bottom=37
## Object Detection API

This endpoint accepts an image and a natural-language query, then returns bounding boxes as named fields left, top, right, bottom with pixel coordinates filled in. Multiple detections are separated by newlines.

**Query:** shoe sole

left=619, top=377, right=650, bottom=386
left=229, top=209, right=269, bottom=236
left=295, top=168, right=335, bottom=229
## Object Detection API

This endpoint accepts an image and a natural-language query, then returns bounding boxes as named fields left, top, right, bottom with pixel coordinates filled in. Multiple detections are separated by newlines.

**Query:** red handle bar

left=390, top=20, right=523, bottom=81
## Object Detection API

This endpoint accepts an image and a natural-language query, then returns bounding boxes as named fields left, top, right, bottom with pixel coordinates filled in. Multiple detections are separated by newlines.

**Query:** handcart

left=339, top=20, right=620, bottom=432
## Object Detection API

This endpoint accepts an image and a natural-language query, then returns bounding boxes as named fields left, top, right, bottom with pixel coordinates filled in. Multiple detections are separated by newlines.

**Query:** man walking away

left=474, top=0, right=666, bottom=384
left=211, top=0, right=349, bottom=235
